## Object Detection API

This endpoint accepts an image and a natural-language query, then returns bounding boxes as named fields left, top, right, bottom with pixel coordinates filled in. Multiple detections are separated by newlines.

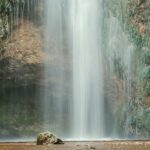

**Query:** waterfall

left=41, top=0, right=136, bottom=139
left=43, top=0, right=65, bottom=134
left=0, top=0, right=139, bottom=141
left=43, top=0, right=105, bottom=139
left=70, top=0, right=105, bottom=139
left=105, top=15, right=134, bottom=137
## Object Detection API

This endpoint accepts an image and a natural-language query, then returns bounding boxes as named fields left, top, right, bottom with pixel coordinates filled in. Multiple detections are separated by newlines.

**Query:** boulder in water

left=37, top=132, right=64, bottom=145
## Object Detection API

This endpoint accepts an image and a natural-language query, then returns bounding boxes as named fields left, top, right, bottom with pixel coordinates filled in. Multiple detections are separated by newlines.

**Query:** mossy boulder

left=37, top=132, right=64, bottom=145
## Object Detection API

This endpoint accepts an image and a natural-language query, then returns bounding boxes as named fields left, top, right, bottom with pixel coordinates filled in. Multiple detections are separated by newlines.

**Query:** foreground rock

left=37, top=132, right=64, bottom=145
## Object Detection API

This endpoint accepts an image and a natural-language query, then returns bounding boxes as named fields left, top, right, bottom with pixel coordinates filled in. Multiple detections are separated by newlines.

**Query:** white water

left=70, top=0, right=105, bottom=139
left=43, top=0, right=65, bottom=134
left=43, top=0, right=134, bottom=140
left=43, top=0, right=105, bottom=139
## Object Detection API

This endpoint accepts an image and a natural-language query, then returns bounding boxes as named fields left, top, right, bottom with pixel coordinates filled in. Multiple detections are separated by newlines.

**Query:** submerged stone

left=37, top=132, right=64, bottom=145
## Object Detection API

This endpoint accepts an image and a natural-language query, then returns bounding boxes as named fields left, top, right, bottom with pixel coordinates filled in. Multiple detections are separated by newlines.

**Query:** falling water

left=0, top=0, right=141, bottom=141
left=43, top=0, right=64, bottom=133
left=106, top=15, right=134, bottom=137
left=42, top=0, right=138, bottom=140
left=70, top=0, right=104, bottom=139
left=43, top=0, right=105, bottom=139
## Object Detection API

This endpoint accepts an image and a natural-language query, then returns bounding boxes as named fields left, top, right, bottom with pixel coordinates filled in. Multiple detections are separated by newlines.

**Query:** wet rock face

left=0, top=21, right=44, bottom=88
left=37, top=132, right=64, bottom=145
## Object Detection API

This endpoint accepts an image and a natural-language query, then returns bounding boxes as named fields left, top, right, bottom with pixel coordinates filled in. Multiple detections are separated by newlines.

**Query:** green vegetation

left=141, top=47, right=150, bottom=96
left=0, top=0, right=25, bottom=53
left=0, top=0, right=25, bottom=36
left=110, top=0, right=150, bottom=138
